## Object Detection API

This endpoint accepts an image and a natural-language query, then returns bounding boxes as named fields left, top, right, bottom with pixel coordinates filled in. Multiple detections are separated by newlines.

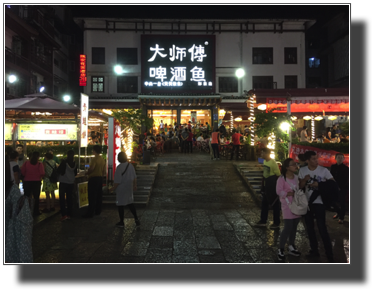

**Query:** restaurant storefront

left=140, top=95, right=221, bottom=133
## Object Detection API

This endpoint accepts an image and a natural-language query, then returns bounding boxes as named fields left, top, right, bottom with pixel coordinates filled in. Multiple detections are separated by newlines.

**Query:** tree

left=253, top=109, right=294, bottom=161
left=111, top=108, right=154, bottom=160
left=111, top=108, right=153, bottom=135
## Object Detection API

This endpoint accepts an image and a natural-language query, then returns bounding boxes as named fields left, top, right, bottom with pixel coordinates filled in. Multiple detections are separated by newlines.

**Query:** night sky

left=69, top=4, right=349, bottom=23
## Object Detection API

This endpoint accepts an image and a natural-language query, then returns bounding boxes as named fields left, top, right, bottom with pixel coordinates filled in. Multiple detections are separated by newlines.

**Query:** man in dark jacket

left=330, top=153, right=349, bottom=224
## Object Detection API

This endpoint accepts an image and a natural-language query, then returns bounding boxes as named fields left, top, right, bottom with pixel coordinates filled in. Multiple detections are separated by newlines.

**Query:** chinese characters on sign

left=17, top=124, right=77, bottom=140
left=142, top=35, right=215, bottom=93
left=79, top=54, right=87, bottom=86
left=80, top=93, right=89, bottom=147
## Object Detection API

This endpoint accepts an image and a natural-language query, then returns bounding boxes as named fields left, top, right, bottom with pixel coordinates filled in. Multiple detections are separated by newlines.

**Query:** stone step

left=246, top=176, right=263, bottom=180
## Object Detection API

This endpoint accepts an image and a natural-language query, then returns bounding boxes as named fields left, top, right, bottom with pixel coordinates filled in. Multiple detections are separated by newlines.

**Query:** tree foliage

left=111, top=108, right=153, bottom=134
left=253, top=109, right=294, bottom=161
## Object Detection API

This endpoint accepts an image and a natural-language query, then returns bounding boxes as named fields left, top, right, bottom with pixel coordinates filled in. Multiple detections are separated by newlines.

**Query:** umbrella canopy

left=5, top=94, right=80, bottom=113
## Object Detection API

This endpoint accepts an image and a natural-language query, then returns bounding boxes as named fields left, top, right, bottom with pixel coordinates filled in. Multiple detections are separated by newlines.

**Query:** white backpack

left=285, top=180, right=309, bottom=216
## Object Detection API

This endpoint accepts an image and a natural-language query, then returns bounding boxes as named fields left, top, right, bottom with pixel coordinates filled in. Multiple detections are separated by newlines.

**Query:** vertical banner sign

left=79, top=54, right=87, bottom=86
left=80, top=93, right=89, bottom=147
left=190, top=111, right=197, bottom=124
left=113, top=119, right=121, bottom=177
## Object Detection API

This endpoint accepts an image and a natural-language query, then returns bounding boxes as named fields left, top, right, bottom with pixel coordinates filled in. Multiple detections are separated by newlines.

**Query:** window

left=117, top=48, right=138, bottom=65
left=218, top=77, right=238, bottom=93
left=61, top=59, right=67, bottom=73
left=285, top=75, right=298, bottom=89
left=92, top=47, right=105, bottom=64
left=309, top=57, right=320, bottom=68
left=117, top=76, right=138, bottom=93
left=252, top=76, right=275, bottom=89
left=92, top=76, right=104, bottom=92
left=54, top=58, right=59, bottom=67
left=284, top=47, right=297, bottom=64
left=252, top=48, right=273, bottom=64
left=70, top=60, right=75, bottom=72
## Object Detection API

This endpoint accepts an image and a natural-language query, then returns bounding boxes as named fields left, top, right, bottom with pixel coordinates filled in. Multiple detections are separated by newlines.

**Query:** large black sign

left=141, top=35, right=215, bottom=94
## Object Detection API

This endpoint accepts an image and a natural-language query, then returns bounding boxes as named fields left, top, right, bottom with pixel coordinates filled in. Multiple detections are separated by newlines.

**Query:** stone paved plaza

left=32, top=151, right=349, bottom=263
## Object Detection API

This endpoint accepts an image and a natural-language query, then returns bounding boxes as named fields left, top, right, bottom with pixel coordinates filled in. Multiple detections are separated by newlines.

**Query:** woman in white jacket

left=109, top=152, right=140, bottom=228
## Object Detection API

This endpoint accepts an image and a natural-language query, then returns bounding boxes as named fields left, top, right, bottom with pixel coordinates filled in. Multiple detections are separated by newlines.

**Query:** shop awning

left=266, top=97, right=349, bottom=104
left=5, top=93, right=80, bottom=113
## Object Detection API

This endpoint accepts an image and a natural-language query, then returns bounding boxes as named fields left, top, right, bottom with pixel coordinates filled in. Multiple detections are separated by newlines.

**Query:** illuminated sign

left=80, top=93, right=89, bottom=147
left=5, top=123, right=12, bottom=140
left=141, top=35, right=215, bottom=93
left=79, top=54, right=87, bottom=86
left=17, top=124, right=77, bottom=140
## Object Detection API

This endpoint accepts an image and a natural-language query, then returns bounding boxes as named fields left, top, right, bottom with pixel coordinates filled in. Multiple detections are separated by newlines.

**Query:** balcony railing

left=30, top=52, right=52, bottom=72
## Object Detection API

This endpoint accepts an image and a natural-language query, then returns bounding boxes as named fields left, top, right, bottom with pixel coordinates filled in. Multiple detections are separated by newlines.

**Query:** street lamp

left=8, top=75, right=17, bottom=83
left=235, top=68, right=245, bottom=78
left=114, top=65, right=123, bottom=75
left=63, top=95, right=71, bottom=102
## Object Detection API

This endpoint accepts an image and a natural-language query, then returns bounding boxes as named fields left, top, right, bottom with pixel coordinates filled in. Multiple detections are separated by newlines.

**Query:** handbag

left=285, top=180, right=309, bottom=216
left=46, top=161, right=59, bottom=183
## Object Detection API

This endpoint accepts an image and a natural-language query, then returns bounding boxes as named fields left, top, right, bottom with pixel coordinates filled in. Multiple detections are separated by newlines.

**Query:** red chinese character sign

left=289, top=144, right=349, bottom=167
left=79, top=54, right=87, bottom=86
left=80, top=93, right=89, bottom=147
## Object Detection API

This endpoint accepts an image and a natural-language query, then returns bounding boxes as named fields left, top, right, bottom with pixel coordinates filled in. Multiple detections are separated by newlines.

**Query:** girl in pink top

left=21, top=151, right=45, bottom=216
left=276, top=158, right=301, bottom=261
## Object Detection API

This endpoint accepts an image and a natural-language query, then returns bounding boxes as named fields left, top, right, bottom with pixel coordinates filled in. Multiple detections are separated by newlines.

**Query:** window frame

left=91, top=76, right=105, bottom=93
left=252, top=47, right=273, bottom=64
left=218, top=76, right=238, bottom=93
left=284, top=75, right=298, bottom=89
left=252, top=76, right=275, bottom=89
left=284, top=47, right=297, bottom=64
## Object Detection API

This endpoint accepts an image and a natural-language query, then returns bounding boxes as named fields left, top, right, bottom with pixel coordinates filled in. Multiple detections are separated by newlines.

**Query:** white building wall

left=82, top=19, right=308, bottom=97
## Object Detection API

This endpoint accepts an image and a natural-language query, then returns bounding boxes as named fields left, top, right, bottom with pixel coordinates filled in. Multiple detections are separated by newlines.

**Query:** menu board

left=5, top=124, right=12, bottom=141
left=18, top=124, right=77, bottom=140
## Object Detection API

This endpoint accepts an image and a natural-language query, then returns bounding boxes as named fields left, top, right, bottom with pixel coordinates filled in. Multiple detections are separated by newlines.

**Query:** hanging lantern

left=314, top=115, right=324, bottom=121
left=303, top=115, right=312, bottom=120
left=328, top=115, right=337, bottom=121
left=234, top=117, right=242, bottom=122
left=257, top=104, right=266, bottom=111
left=230, top=111, right=234, bottom=130
left=291, top=116, right=297, bottom=120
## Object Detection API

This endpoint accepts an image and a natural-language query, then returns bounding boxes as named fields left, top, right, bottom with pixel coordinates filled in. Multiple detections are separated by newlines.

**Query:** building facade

left=74, top=17, right=315, bottom=131
left=5, top=5, right=82, bottom=102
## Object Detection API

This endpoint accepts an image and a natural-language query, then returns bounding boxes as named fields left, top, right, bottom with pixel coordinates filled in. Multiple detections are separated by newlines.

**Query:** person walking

left=42, top=152, right=58, bottom=212
left=211, top=128, right=220, bottom=160
left=21, top=151, right=45, bottom=216
left=330, top=153, right=349, bottom=224
left=300, top=126, right=310, bottom=142
left=299, top=150, right=335, bottom=262
left=187, top=128, right=194, bottom=153
left=109, top=152, right=140, bottom=228
left=83, top=145, right=106, bottom=218
left=230, top=128, right=241, bottom=161
left=181, top=128, right=189, bottom=154
left=9, top=151, right=21, bottom=186
left=16, top=144, right=27, bottom=168
left=276, top=158, right=302, bottom=261
left=58, top=150, right=78, bottom=221
left=255, top=148, right=281, bottom=228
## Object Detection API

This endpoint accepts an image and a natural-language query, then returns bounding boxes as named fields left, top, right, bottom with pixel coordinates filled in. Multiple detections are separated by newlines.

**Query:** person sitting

left=322, top=133, right=331, bottom=143
left=300, top=126, right=310, bottom=142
